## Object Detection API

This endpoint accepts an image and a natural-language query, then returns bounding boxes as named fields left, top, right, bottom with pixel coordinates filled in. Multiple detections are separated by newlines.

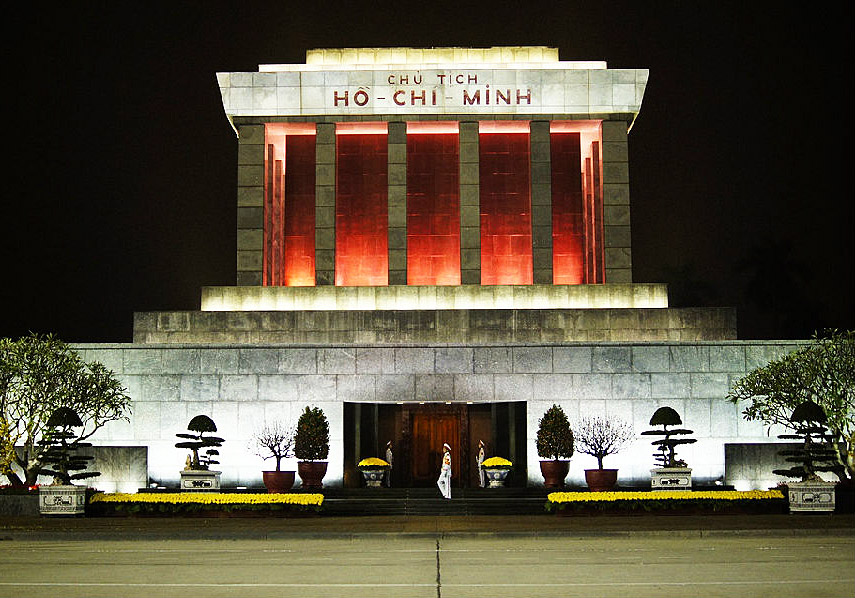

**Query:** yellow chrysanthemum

left=481, top=457, right=513, bottom=468
left=547, top=490, right=784, bottom=504
left=90, top=492, right=324, bottom=507
left=358, top=457, right=390, bottom=468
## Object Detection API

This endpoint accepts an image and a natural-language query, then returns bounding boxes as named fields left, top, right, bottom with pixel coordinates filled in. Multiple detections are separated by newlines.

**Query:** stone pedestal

left=39, top=485, right=87, bottom=515
left=179, top=470, right=221, bottom=491
left=651, top=467, right=692, bottom=491
left=787, top=480, right=835, bottom=512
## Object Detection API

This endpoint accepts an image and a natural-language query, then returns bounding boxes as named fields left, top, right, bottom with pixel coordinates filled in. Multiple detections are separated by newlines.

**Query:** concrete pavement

left=1, top=514, right=853, bottom=598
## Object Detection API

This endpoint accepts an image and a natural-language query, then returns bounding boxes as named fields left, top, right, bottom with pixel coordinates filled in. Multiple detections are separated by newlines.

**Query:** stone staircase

left=320, top=487, right=553, bottom=516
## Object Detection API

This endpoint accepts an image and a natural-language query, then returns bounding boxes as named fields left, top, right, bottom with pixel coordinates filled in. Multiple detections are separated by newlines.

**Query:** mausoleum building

left=73, top=48, right=800, bottom=492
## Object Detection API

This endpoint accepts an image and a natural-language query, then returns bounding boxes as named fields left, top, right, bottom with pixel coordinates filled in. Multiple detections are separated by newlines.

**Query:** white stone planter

left=179, top=470, right=221, bottom=491
left=39, top=485, right=87, bottom=516
left=360, top=469, right=386, bottom=487
left=483, top=468, right=511, bottom=488
left=651, top=467, right=692, bottom=491
left=787, top=480, right=835, bottom=513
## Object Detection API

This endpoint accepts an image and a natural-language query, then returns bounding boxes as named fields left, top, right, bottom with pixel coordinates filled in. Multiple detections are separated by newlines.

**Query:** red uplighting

left=479, top=123, right=532, bottom=285
left=335, top=123, right=389, bottom=286
left=551, top=131, right=585, bottom=284
left=406, top=127, right=461, bottom=285
left=263, top=124, right=316, bottom=286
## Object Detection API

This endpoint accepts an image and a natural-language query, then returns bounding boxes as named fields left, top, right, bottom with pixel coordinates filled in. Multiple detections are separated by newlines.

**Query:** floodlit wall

left=75, top=341, right=805, bottom=489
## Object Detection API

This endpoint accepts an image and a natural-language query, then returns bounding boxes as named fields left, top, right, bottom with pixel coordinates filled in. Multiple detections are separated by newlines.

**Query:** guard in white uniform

left=437, top=443, right=452, bottom=499
left=476, top=440, right=486, bottom=488
left=384, top=440, right=393, bottom=487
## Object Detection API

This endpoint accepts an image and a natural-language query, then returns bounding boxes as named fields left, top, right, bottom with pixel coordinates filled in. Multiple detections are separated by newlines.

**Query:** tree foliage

left=535, top=404, right=574, bottom=461
left=294, top=407, right=329, bottom=462
left=251, top=420, right=295, bottom=471
left=36, top=407, right=100, bottom=485
left=640, top=406, right=696, bottom=468
left=0, top=333, right=132, bottom=486
left=175, top=415, right=224, bottom=470
left=574, top=416, right=634, bottom=469
left=726, top=330, right=854, bottom=481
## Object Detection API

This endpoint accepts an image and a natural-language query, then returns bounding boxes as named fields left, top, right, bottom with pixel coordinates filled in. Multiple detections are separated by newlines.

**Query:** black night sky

left=3, top=2, right=853, bottom=342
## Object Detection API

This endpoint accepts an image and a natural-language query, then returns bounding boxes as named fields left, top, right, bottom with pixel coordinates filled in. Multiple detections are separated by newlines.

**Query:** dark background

left=3, top=2, right=853, bottom=342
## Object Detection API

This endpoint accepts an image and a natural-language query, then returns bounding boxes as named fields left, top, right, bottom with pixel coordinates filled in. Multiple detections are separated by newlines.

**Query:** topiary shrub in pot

left=774, top=400, right=841, bottom=512
left=37, top=407, right=99, bottom=515
left=641, top=406, right=696, bottom=491
left=251, top=420, right=296, bottom=493
left=535, top=404, right=574, bottom=488
left=294, top=406, right=330, bottom=489
left=175, top=414, right=224, bottom=490
left=574, top=416, right=634, bottom=492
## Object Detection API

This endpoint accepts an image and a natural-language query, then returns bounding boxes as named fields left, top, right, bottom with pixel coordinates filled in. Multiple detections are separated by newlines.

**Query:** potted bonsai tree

left=574, top=416, right=634, bottom=492
left=641, top=406, right=696, bottom=490
left=175, top=414, right=224, bottom=490
left=774, top=400, right=841, bottom=512
left=294, top=406, right=329, bottom=489
left=251, top=420, right=296, bottom=493
left=36, top=407, right=99, bottom=515
left=535, top=404, right=574, bottom=487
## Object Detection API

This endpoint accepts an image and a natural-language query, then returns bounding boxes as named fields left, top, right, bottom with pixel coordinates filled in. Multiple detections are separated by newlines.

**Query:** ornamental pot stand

left=539, top=460, right=570, bottom=488
left=651, top=467, right=692, bottom=491
left=483, top=468, right=511, bottom=488
left=360, top=469, right=386, bottom=487
left=298, top=461, right=328, bottom=489
left=180, top=470, right=222, bottom=491
left=39, top=485, right=87, bottom=516
left=585, top=469, right=618, bottom=492
left=262, top=471, right=295, bottom=493
left=787, top=479, right=836, bottom=513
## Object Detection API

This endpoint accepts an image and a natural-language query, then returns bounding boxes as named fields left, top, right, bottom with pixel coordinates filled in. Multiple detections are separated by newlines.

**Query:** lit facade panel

left=335, top=123, right=389, bottom=286
left=479, top=123, right=532, bottom=285
left=406, top=123, right=460, bottom=285
left=263, top=124, right=316, bottom=286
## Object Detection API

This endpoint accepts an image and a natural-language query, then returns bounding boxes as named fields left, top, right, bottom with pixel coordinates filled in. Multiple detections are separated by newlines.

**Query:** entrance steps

left=321, top=487, right=553, bottom=516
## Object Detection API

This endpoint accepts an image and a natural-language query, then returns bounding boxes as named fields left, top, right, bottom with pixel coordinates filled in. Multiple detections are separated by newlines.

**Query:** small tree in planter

left=294, top=406, right=329, bottom=489
left=574, top=416, right=634, bottom=492
left=36, top=407, right=99, bottom=515
left=535, top=404, right=574, bottom=487
left=641, top=406, right=696, bottom=490
left=251, top=420, right=296, bottom=493
left=175, top=415, right=224, bottom=490
left=774, top=400, right=842, bottom=512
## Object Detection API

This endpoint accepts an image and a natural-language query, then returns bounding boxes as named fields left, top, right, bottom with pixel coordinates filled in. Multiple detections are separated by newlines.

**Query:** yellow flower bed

left=545, top=489, right=786, bottom=514
left=90, top=493, right=324, bottom=506
left=548, top=490, right=783, bottom=503
left=481, top=457, right=513, bottom=468
left=357, top=457, right=390, bottom=468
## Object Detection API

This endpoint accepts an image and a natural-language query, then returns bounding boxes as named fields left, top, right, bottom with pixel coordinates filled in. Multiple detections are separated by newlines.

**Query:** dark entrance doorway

left=344, top=401, right=527, bottom=488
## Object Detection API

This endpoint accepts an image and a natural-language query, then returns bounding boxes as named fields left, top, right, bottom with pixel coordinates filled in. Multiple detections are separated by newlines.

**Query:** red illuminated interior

left=551, top=132, right=585, bottom=284
left=335, top=123, right=388, bottom=286
left=551, top=121, right=604, bottom=284
left=479, top=124, right=532, bottom=285
left=263, top=124, right=316, bottom=286
left=406, top=123, right=460, bottom=285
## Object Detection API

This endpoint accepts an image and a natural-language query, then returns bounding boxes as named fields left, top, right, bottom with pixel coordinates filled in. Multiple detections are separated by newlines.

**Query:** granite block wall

left=76, top=340, right=805, bottom=488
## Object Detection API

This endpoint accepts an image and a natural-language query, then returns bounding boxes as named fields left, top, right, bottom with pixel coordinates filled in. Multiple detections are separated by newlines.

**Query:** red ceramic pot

left=297, top=462, right=328, bottom=489
left=584, top=468, right=618, bottom=492
left=539, top=460, right=570, bottom=488
left=262, top=470, right=295, bottom=493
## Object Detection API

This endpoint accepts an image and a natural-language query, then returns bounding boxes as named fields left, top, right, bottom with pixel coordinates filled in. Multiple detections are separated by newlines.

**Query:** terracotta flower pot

left=297, top=461, right=328, bottom=489
left=539, top=460, right=570, bottom=488
left=584, top=468, right=618, bottom=492
left=262, top=471, right=295, bottom=493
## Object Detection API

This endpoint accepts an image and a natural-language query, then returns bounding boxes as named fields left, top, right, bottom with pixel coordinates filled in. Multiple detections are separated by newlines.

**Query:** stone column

left=387, top=122, right=407, bottom=285
left=601, top=120, right=632, bottom=283
left=529, top=121, right=552, bottom=284
left=315, top=123, right=336, bottom=285
left=459, top=121, right=480, bottom=285
left=236, top=123, right=264, bottom=286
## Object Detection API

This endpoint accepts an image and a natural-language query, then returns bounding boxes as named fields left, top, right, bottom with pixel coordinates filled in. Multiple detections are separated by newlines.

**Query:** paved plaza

left=1, top=515, right=853, bottom=598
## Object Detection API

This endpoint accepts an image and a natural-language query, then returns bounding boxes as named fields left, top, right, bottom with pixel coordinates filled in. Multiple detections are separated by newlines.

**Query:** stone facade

left=77, top=341, right=803, bottom=488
